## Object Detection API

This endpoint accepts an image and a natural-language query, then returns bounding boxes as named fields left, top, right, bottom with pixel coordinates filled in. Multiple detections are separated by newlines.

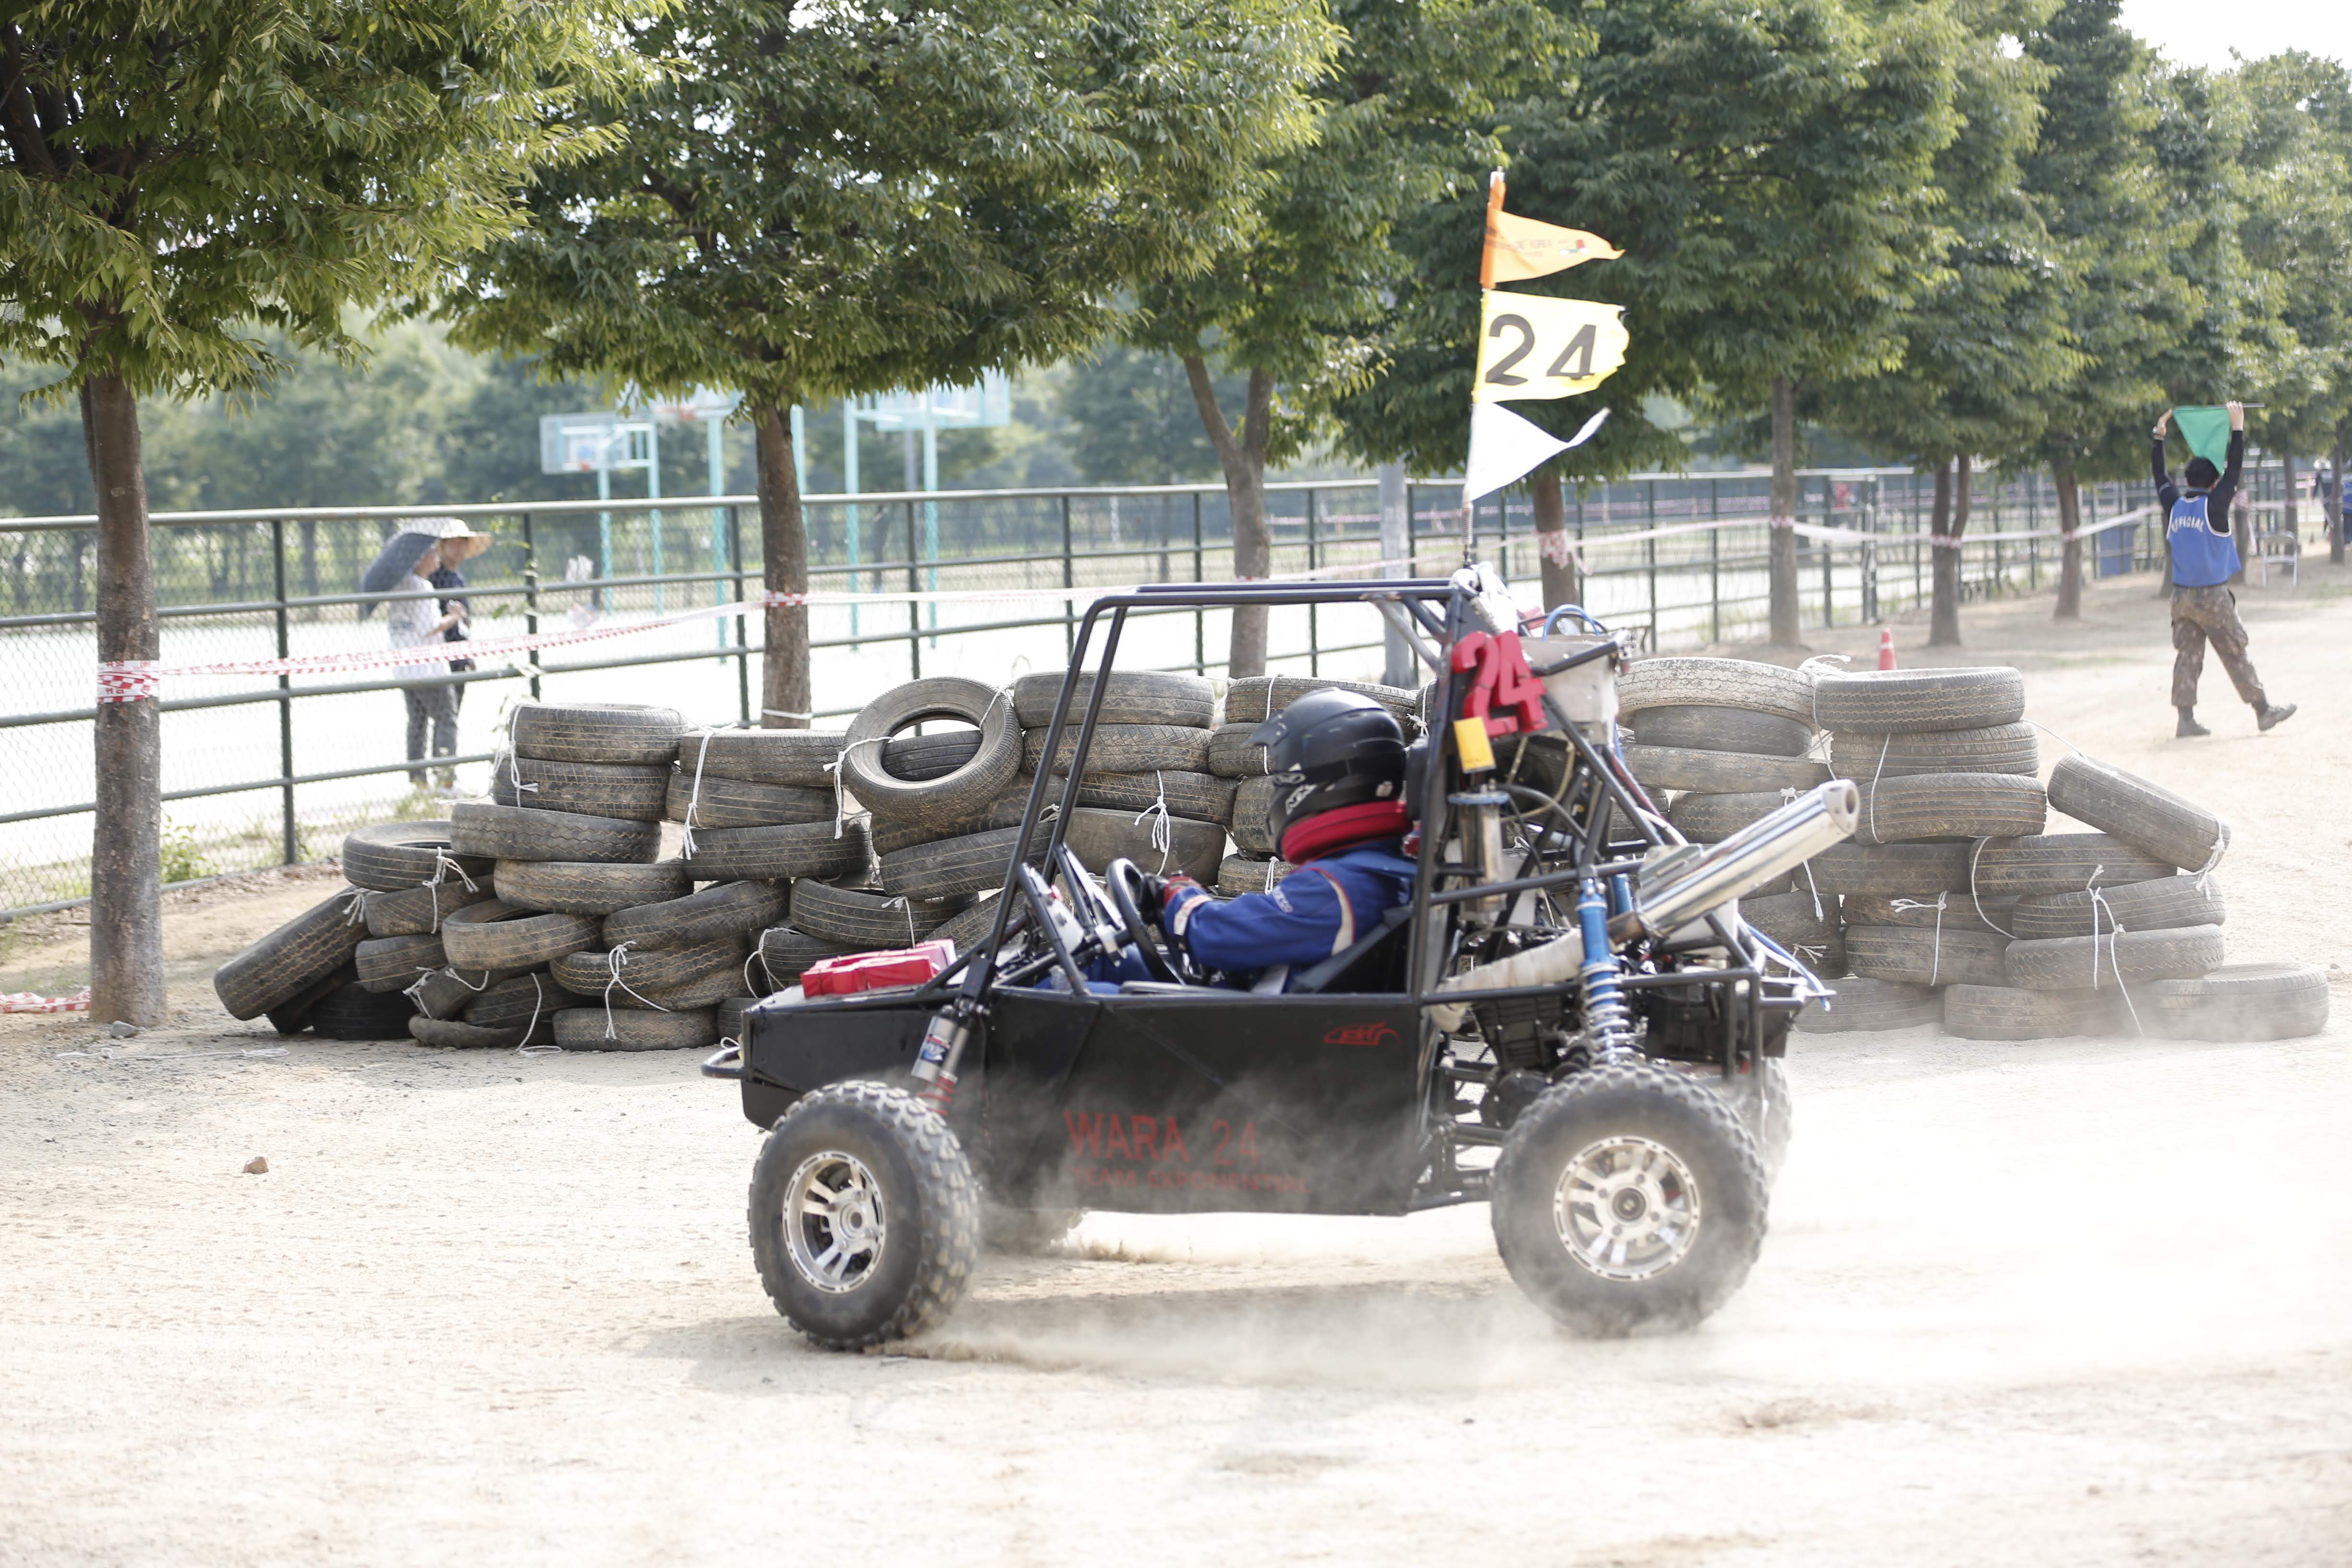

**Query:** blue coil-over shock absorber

left=1576, top=875, right=1637, bottom=1055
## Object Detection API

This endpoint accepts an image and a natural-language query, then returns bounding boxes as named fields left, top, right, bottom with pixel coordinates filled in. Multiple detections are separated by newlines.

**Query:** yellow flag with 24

left=1472, top=291, right=1627, bottom=402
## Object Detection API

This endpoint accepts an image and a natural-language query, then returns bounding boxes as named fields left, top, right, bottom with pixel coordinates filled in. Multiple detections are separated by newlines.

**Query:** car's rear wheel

left=749, top=1081, right=978, bottom=1349
left=1493, top=1060, right=1766, bottom=1337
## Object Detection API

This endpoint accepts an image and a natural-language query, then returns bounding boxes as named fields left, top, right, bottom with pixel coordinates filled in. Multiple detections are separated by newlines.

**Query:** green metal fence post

left=521, top=511, right=543, bottom=702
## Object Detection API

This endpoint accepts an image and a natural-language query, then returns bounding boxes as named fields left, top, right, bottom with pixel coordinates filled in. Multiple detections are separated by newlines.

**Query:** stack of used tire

left=1218, top=675, right=1420, bottom=894
left=1008, top=669, right=1226, bottom=882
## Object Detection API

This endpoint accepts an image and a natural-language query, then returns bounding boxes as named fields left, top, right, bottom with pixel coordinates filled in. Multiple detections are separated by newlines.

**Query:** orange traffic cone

left=1878, top=628, right=1897, bottom=670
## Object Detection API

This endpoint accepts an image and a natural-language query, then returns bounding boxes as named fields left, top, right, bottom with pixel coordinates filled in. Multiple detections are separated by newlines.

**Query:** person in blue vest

left=2154, top=401, right=2295, bottom=737
left=1088, top=688, right=1416, bottom=992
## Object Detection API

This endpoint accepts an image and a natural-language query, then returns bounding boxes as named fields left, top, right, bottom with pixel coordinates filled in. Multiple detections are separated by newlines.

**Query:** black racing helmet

left=1247, top=688, right=1408, bottom=845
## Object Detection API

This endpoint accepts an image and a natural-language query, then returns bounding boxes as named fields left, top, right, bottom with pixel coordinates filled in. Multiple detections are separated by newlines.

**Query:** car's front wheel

left=748, top=1081, right=979, bottom=1349
left=1492, top=1060, right=1767, bottom=1337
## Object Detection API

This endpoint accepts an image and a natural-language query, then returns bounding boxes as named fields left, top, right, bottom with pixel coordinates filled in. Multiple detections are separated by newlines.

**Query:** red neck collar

left=1280, top=799, right=1411, bottom=864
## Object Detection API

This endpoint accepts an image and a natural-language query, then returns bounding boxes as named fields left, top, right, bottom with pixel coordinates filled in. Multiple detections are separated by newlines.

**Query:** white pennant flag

left=1462, top=405, right=1608, bottom=506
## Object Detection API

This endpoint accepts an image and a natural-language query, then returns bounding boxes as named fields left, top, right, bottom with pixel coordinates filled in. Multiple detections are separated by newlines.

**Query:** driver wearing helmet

left=1135, top=688, right=1419, bottom=991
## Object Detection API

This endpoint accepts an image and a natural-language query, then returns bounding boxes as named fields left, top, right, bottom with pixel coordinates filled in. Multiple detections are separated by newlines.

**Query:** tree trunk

left=1183, top=357, right=1273, bottom=678
left=752, top=402, right=810, bottom=729
left=1767, top=374, right=1802, bottom=646
left=1530, top=462, right=1580, bottom=614
left=2052, top=452, right=2083, bottom=620
left=2282, top=452, right=2299, bottom=555
left=1928, top=456, right=1968, bottom=646
left=2330, top=423, right=2346, bottom=566
left=81, top=374, right=165, bottom=1027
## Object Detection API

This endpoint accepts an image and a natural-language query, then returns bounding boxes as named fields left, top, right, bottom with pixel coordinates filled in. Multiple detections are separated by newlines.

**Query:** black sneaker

left=2258, top=702, right=2297, bottom=732
left=2176, top=711, right=2210, bottom=738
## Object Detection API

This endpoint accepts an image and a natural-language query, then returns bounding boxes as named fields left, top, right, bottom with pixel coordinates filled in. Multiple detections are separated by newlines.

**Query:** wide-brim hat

left=401, top=515, right=496, bottom=562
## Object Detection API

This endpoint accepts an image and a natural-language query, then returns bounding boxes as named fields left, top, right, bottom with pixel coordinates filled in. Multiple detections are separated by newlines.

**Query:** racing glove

left=1139, top=873, right=1200, bottom=929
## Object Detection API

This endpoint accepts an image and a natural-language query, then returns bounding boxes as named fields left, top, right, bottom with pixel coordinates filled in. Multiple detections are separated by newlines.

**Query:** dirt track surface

left=5, top=567, right=2351, bottom=1565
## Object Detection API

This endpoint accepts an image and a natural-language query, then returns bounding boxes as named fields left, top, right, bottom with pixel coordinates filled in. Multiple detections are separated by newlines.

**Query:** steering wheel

left=1106, top=857, right=1200, bottom=985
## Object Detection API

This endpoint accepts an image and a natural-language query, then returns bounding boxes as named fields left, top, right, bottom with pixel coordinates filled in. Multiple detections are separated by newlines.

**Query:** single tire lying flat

left=449, top=801, right=661, bottom=865
left=214, top=888, right=373, bottom=1020
left=308, top=982, right=418, bottom=1041
left=1809, top=667, right=2026, bottom=734
left=881, top=729, right=984, bottom=783
left=509, top=702, right=686, bottom=766
left=1628, top=705, right=1814, bottom=759
left=354, top=932, right=446, bottom=993
left=1843, top=892, right=2014, bottom=936
left=842, top=678, right=1021, bottom=825
left=603, top=880, right=789, bottom=951
left=2145, top=963, right=2328, bottom=1041
left=1968, top=834, right=2175, bottom=899
left=788, top=881, right=964, bottom=948
left=406, top=964, right=524, bottom=1021
left=867, top=789, right=1031, bottom=859
left=489, top=755, right=670, bottom=820
left=1844, top=923, right=2009, bottom=988
left=1023, top=724, right=1213, bottom=777
left=439, top=900, right=601, bottom=972
left=1805, top=842, right=1973, bottom=895
left=357, top=880, right=496, bottom=938
left=1851, top=772, right=2048, bottom=846
left=1035, top=769, right=1234, bottom=824
left=1218, top=855, right=1290, bottom=895
left=1060, top=805, right=1225, bottom=885
left=2045, top=752, right=2230, bottom=874
left=752, top=926, right=864, bottom=987
left=1794, top=976, right=1940, bottom=1033
left=1625, top=745, right=1829, bottom=795
left=1667, top=791, right=1792, bottom=844
left=1614, top=657, right=1817, bottom=726
left=667, top=770, right=832, bottom=830
left=464, top=972, right=588, bottom=1029
left=1829, top=723, right=2037, bottom=782
left=554, top=936, right=745, bottom=998
left=492, top=858, right=691, bottom=916
left=553, top=1006, right=718, bottom=1052
left=265, top=963, right=356, bottom=1035
left=1206, top=723, right=1268, bottom=778
left=878, top=826, right=1051, bottom=901
left=1224, top=676, right=1418, bottom=727
left=408, top=1015, right=546, bottom=1050
left=1012, top=670, right=1215, bottom=730
left=2003, top=924, right=2225, bottom=991
left=685, top=818, right=871, bottom=883
left=1943, top=984, right=2093, bottom=1041
left=692, top=729, right=847, bottom=789
left=590, top=967, right=743, bottom=1012
left=2009, top=873, right=2225, bottom=941
left=1230, top=775, right=1280, bottom=855
left=341, top=821, right=492, bottom=893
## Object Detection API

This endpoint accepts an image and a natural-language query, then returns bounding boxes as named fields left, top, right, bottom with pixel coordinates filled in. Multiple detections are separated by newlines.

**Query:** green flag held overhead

left=2170, top=406, right=2233, bottom=468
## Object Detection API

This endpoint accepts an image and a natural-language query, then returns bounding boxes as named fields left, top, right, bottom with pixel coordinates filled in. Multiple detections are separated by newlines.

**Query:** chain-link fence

left=2, top=462, right=2208, bottom=916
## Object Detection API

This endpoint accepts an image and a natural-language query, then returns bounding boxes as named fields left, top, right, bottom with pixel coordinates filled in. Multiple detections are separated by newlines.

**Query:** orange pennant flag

left=1480, top=171, right=1621, bottom=287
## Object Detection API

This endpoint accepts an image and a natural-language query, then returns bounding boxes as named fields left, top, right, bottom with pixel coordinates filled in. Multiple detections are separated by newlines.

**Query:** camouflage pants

left=2170, top=585, right=2266, bottom=709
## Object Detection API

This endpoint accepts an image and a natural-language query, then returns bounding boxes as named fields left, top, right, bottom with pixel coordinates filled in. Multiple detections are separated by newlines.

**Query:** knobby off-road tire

left=214, top=888, right=373, bottom=1020
left=1012, top=670, right=1214, bottom=730
left=788, top=882, right=963, bottom=948
left=693, top=729, right=847, bottom=790
left=354, top=932, right=446, bottom=993
left=1968, top=834, right=2175, bottom=899
left=2002, top=924, right=2225, bottom=991
left=1612, top=658, right=1817, bottom=727
left=1224, top=675, right=1418, bottom=727
left=2046, top=752, right=2230, bottom=873
left=1022, top=724, right=1214, bottom=777
left=509, top=702, right=686, bottom=766
left=1060, top=805, right=1225, bottom=885
left=341, top=822, right=493, bottom=893
left=1805, top=843, right=1973, bottom=896
left=1218, top=854, right=1290, bottom=895
left=1829, top=723, right=2037, bottom=782
left=553, top=936, right=744, bottom=998
left=1842, top=893, right=2014, bottom=936
left=552, top=1006, right=719, bottom=1052
left=749, top=1080, right=980, bottom=1349
left=1491, top=1060, right=1767, bottom=1337
left=1809, top=667, right=2026, bottom=734
left=439, top=900, right=601, bottom=972
left=1675, top=1059, right=1794, bottom=1185
left=490, top=756, right=671, bottom=821
left=1844, top=923, right=2010, bottom=988
left=1942, top=984, right=2092, bottom=1042
left=493, top=858, right=691, bottom=916
left=666, top=769, right=833, bottom=830
left=359, top=880, right=496, bottom=938
left=464, top=972, right=586, bottom=1029
left=1627, top=705, right=1815, bottom=759
left=878, top=825, right=1050, bottom=900
left=1794, top=976, right=1940, bottom=1033
left=602, top=880, right=788, bottom=950
left=2146, top=963, right=2329, bottom=1041
left=449, top=802, right=662, bottom=865
left=843, top=678, right=1021, bottom=825
left=2009, top=873, right=2225, bottom=941
left=685, top=818, right=872, bottom=883
left=1206, top=723, right=1268, bottom=778
left=1851, top=773, right=2048, bottom=846
left=308, top=982, right=418, bottom=1040
left=1625, top=745, right=1829, bottom=796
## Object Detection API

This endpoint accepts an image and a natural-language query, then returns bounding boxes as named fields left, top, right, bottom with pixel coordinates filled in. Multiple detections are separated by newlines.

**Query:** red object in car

left=801, top=939, right=956, bottom=997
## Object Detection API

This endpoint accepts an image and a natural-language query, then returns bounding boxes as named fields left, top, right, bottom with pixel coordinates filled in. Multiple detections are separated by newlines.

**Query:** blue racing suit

left=1163, top=840, right=1417, bottom=990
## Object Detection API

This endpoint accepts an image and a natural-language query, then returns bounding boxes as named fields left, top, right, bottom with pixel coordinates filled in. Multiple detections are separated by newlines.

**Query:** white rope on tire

left=680, top=729, right=716, bottom=858
left=1134, top=770, right=1174, bottom=874
left=2084, top=865, right=2146, bottom=1036
left=1966, top=836, right=2015, bottom=937
left=516, top=974, right=563, bottom=1057
left=341, top=888, right=370, bottom=926
left=601, top=941, right=668, bottom=1041
left=1888, top=893, right=1947, bottom=986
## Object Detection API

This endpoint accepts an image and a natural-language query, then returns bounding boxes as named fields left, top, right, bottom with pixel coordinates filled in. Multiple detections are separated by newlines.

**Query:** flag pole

left=1480, top=170, right=1505, bottom=291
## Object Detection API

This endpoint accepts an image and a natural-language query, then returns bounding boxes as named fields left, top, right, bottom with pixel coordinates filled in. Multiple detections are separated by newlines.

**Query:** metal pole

left=730, top=505, right=750, bottom=725
left=921, top=405, right=940, bottom=642
left=1819, top=481, right=1833, bottom=628
left=1061, top=494, right=1076, bottom=662
left=843, top=400, right=861, bottom=640
left=1378, top=462, right=1410, bottom=685
left=907, top=499, right=922, bottom=681
left=709, top=414, right=727, bottom=649
left=1192, top=491, right=1205, bottom=676
left=1307, top=485, right=1321, bottom=675
left=596, top=463, right=611, bottom=610
left=1709, top=499, right=1721, bottom=645
left=1646, top=479, right=1659, bottom=644
left=521, top=511, right=542, bottom=701
left=272, top=519, right=295, bottom=863
left=647, top=417, right=664, bottom=614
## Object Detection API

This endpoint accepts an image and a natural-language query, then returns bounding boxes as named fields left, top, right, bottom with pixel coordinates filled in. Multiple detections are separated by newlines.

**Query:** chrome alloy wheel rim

left=784, top=1150, right=887, bottom=1294
left=1553, top=1135, right=1700, bottom=1282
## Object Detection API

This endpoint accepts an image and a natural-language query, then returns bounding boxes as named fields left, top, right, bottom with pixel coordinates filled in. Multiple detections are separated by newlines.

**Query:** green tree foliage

left=1059, top=347, right=1245, bottom=486
left=1129, top=0, right=1567, bottom=674
left=442, top=0, right=1332, bottom=724
left=0, top=1, right=637, bottom=1024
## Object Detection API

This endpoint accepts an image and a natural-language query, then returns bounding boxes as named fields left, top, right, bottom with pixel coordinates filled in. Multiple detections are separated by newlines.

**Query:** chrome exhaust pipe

left=1611, top=779, right=1857, bottom=944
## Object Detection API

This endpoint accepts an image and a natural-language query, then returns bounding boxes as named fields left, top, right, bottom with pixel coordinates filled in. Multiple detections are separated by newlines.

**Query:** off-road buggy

left=704, top=570, right=1858, bottom=1346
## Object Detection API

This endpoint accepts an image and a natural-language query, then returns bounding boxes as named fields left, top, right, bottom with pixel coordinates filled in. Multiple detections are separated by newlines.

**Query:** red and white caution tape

left=2, top=987, right=91, bottom=1013
left=97, top=661, right=160, bottom=704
